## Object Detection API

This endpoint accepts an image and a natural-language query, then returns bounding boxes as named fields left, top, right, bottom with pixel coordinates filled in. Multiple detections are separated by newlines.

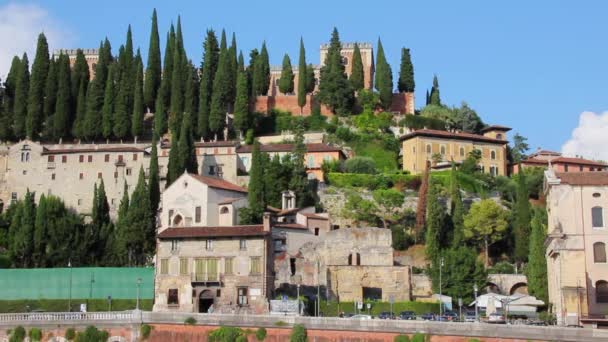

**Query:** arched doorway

left=172, top=214, right=183, bottom=227
left=484, top=282, right=501, bottom=294
left=198, top=289, right=215, bottom=313
left=510, top=282, right=529, bottom=295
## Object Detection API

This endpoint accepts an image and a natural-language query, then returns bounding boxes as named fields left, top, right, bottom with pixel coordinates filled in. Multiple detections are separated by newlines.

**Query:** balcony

left=191, top=272, right=223, bottom=286
left=47, top=162, right=56, bottom=169
left=115, top=160, right=126, bottom=167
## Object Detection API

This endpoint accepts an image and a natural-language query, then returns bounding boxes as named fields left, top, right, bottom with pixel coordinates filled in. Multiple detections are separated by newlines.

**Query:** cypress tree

left=71, top=49, right=90, bottom=110
left=131, top=59, right=144, bottom=138
left=349, top=43, right=364, bottom=91
left=113, top=46, right=132, bottom=139
left=0, top=56, right=22, bottom=140
left=178, top=111, right=198, bottom=174
left=305, top=64, right=316, bottom=93
left=72, top=80, right=87, bottom=138
left=101, top=63, right=116, bottom=139
left=13, top=53, right=30, bottom=139
left=144, top=9, right=161, bottom=111
left=227, top=32, right=238, bottom=104
left=53, top=54, right=72, bottom=140
left=126, top=168, right=154, bottom=263
left=289, top=126, right=311, bottom=207
left=26, top=33, right=50, bottom=138
left=247, top=49, right=259, bottom=97
left=513, top=171, right=532, bottom=263
left=33, top=194, right=48, bottom=267
left=114, top=182, right=130, bottom=265
left=317, top=28, right=354, bottom=115
left=184, top=63, right=198, bottom=126
left=278, top=54, right=294, bottom=94
left=429, top=75, right=441, bottom=106
left=252, top=42, right=270, bottom=96
left=233, top=66, right=250, bottom=135
left=526, top=208, right=548, bottom=302
left=374, top=38, right=393, bottom=110
left=197, top=29, right=219, bottom=139
left=169, top=46, right=185, bottom=135
left=166, top=137, right=180, bottom=187
left=209, top=36, right=231, bottom=136
left=11, top=191, right=36, bottom=267
left=449, top=164, right=465, bottom=247
left=154, top=25, right=176, bottom=138
left=398, top=47, right=415, bottom=93
left=149, top=140, right=161, bottom=218
left=425, top=89, right=430, bottom=106
left=297, top=38, right=307, bottom=112
left=246, top=140, right=266, bottom=223
left=425, top=180, right=444, bottom=263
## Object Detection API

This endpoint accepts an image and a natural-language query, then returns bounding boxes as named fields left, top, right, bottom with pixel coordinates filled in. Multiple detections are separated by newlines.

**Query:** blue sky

left=2, top=1, right=608, bottom=158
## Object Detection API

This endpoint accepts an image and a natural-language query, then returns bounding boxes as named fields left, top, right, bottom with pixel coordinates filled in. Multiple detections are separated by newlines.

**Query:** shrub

left=28, top=328, right=42, bottom=342
left=327, top=173, right=420, bottom=191
left=344, top=156, right=377, bottom=174
left=255, top=327, right=267, bottom=341
left=208, top=326, right=244, bottom=342
left=488, top=261, right=515, bottom=274
left=65, top=328, right=76, bottom=341
left=394, top=335, right=410, bottom=342
left=274, top=320, right=288, bottom=327
left=75, top=326, right=108, bottom=342
left=184, top=316, right=197, bottom=325
left=140, top=324, right=152, bottom=340
left=290, top=324, right=307, bottom=342
left=410, top=333, right=427, bottom=342
left=319, top=301, right=439, bottom=317
left=235, top=336, right=247, bottom=342
left=9, top=326, right=26, bottom=342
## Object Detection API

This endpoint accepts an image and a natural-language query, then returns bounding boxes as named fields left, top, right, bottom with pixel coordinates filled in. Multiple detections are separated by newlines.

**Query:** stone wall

left=327, top=265, right=411, bottom=302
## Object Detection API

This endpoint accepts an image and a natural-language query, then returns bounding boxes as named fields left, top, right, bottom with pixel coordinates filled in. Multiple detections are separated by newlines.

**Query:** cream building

left=545, top=170, right=608, bottom=328
left=400, top=126, right=510, bottom=176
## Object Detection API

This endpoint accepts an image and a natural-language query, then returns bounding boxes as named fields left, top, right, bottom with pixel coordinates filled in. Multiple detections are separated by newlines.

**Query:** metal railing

left=192, top=272, right=221, bottom=282
left=0, top=311, right=136, bottom=323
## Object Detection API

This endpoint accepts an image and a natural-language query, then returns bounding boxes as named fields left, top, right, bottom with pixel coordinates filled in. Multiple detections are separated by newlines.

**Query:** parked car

left=351, top=314, right=373, bottom=320
left=443, top=311, right=458, bottom=321
left=377, top=311, right=395, bottom=320
left=399, top=311, right=416, bottom=320
left=435, top=315, right=449, bottom=322
left=487, top=312, right=506, bottom=324
left=526, top=320, right=547, bottom=326
left=420, top=313, right=435, bottom=321
left=464, top=311, right=477, bottom=322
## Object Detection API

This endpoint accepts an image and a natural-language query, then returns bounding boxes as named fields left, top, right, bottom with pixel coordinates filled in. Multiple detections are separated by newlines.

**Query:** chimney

left=263, top=212, right=271, bottom=232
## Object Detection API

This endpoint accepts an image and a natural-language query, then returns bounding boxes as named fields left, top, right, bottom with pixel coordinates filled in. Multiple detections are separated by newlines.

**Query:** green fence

left=0, top=267, right=154, bottom=300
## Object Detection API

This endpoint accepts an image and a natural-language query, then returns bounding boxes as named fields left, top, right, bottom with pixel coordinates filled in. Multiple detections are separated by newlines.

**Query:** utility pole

left=474, top=283, right=479, bottom=322
left=317, top=259, right=321, bottom=317
left=439, top=257, right=444, bottom=316
left=68, top=260, right=72, bottom=312
left=136, top=277, right=142, bottom=310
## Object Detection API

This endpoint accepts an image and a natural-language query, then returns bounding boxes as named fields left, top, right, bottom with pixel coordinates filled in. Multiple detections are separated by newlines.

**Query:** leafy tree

left=255, top=327, right=267, bottom=341
left=510, top=133, right=529, bottom=163
left=127, top=168, right=155, bottom=261
left=398, top=48, right=415, bottom=93
left=297, top=38, right=308, bottom=112
left=374, top=38, right=393, bottom=110
left=13, top=53, right=30, bottom=139
left=101, top=63, right=116, bottom=139
left=289, top=324, right=307, bottom=342
left=344, top=156, right=377, bottom=174
left=317, top=28, right=354, bottom=115
left=33, top=195, right=48, bottom=267
left=305, top=64, right=316, bottom=93
left=72, top=80, right=87, bottom=138
left=1, top=56, right=22, bottom=139
left=154, top=24, right=176, bottom=138
left=451, top=102, right=485, bottom=133
left=26, top=33, right=50, bottom=138
left=9, top=326, right=25, bottom=342
left=263, top=154, right=285, bottom=208
left=233, top=66, right=250, bottom=135
left=394, top=335, right=410, bottom=342
left=526, top=207, right=548, bottom=302
left=149, top=139, right=161, bottom=219
left=415, top=161, right=430, bottom=241
left=198, top=29, right=219, bottom=138
left=372, top=188, right=404, bottom=228
left=433, top=246, right=487, bottom=304
left=350, top=43, right=364, bottom=91
left=429, top=75, right=442, bottom=106
left=513, top=171, right=531, bottom=263
left=131, top=60, right=145, bottom=138
left=279, top=54, right=295, bottom=94
left=209, top=38, right=231, bottom=136
left=242, top=141, right=266, bottom=224
left=425, top=180, right=445, bottom=263
left=144, top=8, right=162, bottom=111
left=252, top=42, right=270, bottom=96
left=289, top=126, right=312, bottom=208
left=71, top=50, right=90, bottom=112
left=114, top=183, right=130, bottom=264
left=53, top=54, right=72, bottom=139
left=449, top=165, right=465, bottom=246
left=75, top=326, right=109, bottom=342
left=10, top=191, right=36, bottom=267
left=460, top=149, right=482, bottom=175
left=463, top=199, right=509, bottom=267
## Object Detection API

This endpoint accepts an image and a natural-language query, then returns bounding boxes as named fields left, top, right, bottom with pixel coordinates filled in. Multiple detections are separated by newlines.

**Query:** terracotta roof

left=301, top=213, right=329, bottom=220
left=480, top=125, right=512, bottom=133
left=552, top=157, right=606, bottom=167
left=521, top=158, right=549, bottom=165
left=189, top=174, right=248, bottom=193
left=158, top=225, right=267, bottom=239
left=236, top=143, right=343, bottom=154
left=41, top=146, right=146, bottom=155
left=400, top=129, right=508, bottom=144
left=529, top=149, right=561, bottom=157
left=277, top=208, right=300, bottom=216
left=274, top=223, right=308, bottom=230
left=194, top=140, right=239, bottom=148
left=218, top=198, right=243, bottom=205
left=555, top=172, right=608, bottom=186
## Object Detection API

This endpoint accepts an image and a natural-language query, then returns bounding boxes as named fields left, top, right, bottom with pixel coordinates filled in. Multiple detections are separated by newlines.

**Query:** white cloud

left=0, top=3, right=74, bottom=78
left=561, top=111, right=608, bottom=161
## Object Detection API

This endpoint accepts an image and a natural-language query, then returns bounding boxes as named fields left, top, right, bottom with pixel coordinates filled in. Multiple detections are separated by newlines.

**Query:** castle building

left=54, top=49, right=99, bottom=78
left=400, top=126, right=510, bottom=176
left=545, top=170, right=608, bottom=328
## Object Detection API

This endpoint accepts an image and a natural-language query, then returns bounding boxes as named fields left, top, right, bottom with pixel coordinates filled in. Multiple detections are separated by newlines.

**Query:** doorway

left=198, top=289, right=215, bottom=313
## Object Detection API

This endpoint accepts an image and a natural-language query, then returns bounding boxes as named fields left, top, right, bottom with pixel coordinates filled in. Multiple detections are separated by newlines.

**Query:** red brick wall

left=390, top=92, right=415, bottom=114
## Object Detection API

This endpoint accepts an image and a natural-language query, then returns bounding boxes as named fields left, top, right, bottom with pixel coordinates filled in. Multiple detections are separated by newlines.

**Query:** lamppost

left=439, top=257, right=444, bottom=316
left=88, top=273, right=95, bottom=311
left=68, top=260, right=72, bottom=312
left=136, top=277, right=142, bottom=310
left=316, top=259, right=321, bottom=317
left=473, top=283, right=479, bottom=322
left=296, top=283, right=301, bottom=316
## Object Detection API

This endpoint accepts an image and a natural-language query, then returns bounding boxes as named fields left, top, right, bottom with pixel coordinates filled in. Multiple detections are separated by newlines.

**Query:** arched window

left=490, top=150, right=496, bottom=160
left=220, top=206, right=229, bottom=214
left=356, top=253, right=361, bottom=266
left=592, top=206, right=604, bottom=228
left=172, top=214, right=183, bottom=227
left=426, top=144, right=431, bottom=154
left=594, top=242, right=606, bottom=263
left=496, top=133, right=503, bottom=140
left=596, top=281, right=608, bottom=303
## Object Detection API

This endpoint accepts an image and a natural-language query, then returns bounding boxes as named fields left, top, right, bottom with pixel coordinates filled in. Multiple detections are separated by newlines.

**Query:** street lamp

left=473, top=283, right=479, bottom=322
left=68, top=260, right=72, bottom=312
left=439, top=257, right=444, bottom=316
left=136, top=277, right=142, bottom=310
left=88, top=273, right=95, bottom=310
left=296, top=284, right=301, bottom=316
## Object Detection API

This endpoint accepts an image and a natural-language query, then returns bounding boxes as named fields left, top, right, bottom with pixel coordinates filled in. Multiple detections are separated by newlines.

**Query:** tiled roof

left=236, top=143, right=343, bottom=154
left=529, top=149, right=561, bottom=157
left=521, top=158, right=549, bottom=165
left=218, top=198, right=243, bottom=205
left=189, top=174, right=248, bottom=193
left=158, top=225, right=267, bottom=239
left=400, top=129, right=508, bottom=144
left=41, top=146, right=146, bottom=155
left=300, top=213, right=329, bottom=220
left=480, top=125, right=512, bottom=133
left=552, top=157, right=606, bottom=167
left=274, top=223, right=308, bottom=230
left=194, top=140, right=239, bottom=148
left=556, top=172, right=608, bottom=186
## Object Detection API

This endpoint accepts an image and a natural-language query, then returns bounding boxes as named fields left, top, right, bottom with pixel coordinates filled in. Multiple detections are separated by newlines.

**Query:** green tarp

left=0, top=267, right=154, bottom=300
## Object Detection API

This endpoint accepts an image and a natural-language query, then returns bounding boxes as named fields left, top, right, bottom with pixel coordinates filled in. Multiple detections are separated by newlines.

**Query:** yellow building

left=400, top=126, right=510, bottom=176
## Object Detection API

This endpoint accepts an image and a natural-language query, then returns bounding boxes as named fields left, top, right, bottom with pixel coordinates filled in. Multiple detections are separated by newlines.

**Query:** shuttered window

left=225, top=258, right=234, bottom=275
left=207, top=259, right=218, bottom=281
left=160, top=259, right=169, bottom=275
left=250, top=257, right=261, bottom=275
left=179, top=258, right=188, bottom=275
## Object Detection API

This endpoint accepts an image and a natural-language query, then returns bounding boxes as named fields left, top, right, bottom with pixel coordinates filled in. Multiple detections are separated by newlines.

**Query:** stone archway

left=484, top=282, right=501, bottom=294
left=510, top=282, right=529, bottom=295
left=198, top=289, right=215, bottom=313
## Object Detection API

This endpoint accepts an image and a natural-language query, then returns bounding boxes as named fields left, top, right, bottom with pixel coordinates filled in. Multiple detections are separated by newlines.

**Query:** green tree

left=13, top=53, right=30, bottom=139
left=10, top=191, right=36, bottom=267
left=425, top=180, right=444, bottom=263
left=429, top=75, right=441, bottom=106
left=374, top=38, right=393, bottom=110
left=209, top=38, right=231, bottom=136
left=169, top=21, right=186, bottom=134
left=26, top=33, right=50, bottom=138
left=526, top=207, right=548, bottom=302
left=71, top=49, right=90, bottom=111
left=372, top=188, right=404, bottom=228
left=144, top=9, right=162, bottom=111
left=42, top=58, right=58, bottom=133
left=513, top=171, right=531, bottom=263
left=114, top=183, right=130, bottom=264
left=113, top=62, right=131, bottom=140
left=33, top=194, right=48, bottom=267
left=305, top=64, right=316, bottom=93
left=127, top=168, right=155, bottom=261
left=463, top=199, right=509, bottom=267
left=154, top=24, right=176, bottom=138
left=149, top=140, right=161, bottom=219
left=101, top=63, right=116, bottom=139
left=177, top=111, right=198, bottom=175
left=279, top=54, right=294, bottom=94
left=233, top=66, right=250, bottom=135
left=72, top=80, right=87, bottom=138
left=434, top=246, right=487, bottom=304
left=263, top=154, right=284, bottom=208
left=252, top=42, right=270, bottom=96
left=83, top=41, right=110, bottom=140
left=449, top=165, right=465, bottom=246
left=350, top=43, right=364, bottom=91
left=198, top=30, right=219, bottom=138
left=289, top=126, right=312, bottom=207
left=510, top=133, right=529, bottom=163
left=289, top=324, right=307, bottom=342
left=317, top=28, right=354, bottom=115
left=398, top=47, right=415, bottom=93
left=297, top=38, right=308, bottom=112
left=131, top=60, right=145, bottom=138
left=243, top=140, right=266, bottom=223
left=1, top=56, right=22, bottom=139
left=53, top=54, right=72, bottom=140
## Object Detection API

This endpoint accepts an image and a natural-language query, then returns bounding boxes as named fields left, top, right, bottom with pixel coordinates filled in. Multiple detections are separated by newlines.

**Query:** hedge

left=0, top=299, right=153, bottom=313
left=327, top=173, right=420, bottom=190
left=319, top=301, right=440, bottom=317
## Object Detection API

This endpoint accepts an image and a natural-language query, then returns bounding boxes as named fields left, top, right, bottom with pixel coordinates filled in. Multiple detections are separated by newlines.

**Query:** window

left=62, top=155, right=67, bottom=163
left=489, top=165, right=498, bottom=177
left=208, top=165, right=216, bottom=175
left=126, top=168, right=132, bottom=176
left=426, top=144, right=431, bottom=154
left=179, top=258, right=188, bottom=275
left=491, top=150, right=496, bottom=160
left=22, top=170, right=26, bottom=175
left=104, top=154, right=110, bottom=162
left=51, top=173, right=56, bottom=180
left=97, top=172, right=102, bottom=179
left=459, top=147, right=465, bottom=157
left=440, top=145, right=446, bottom=155
left=168, top=209, right=174, bottom=226
left=206, top=239, right=213, bottom=250
left=220, top=206, right=229, bottom=214
left=356, top=253, right=361, bottom=266
left=171, top=240, right=179, bottom=252
left=48, top=155, right=54, bottom=162
left=87, top=155, right=93, bottom=162
left=79, top=173, right=84, bottom=180
left=290, top=258, right=296, bottom=276
left=412, top=146, right=416, bottom=154
left=207, top=258, right=218, bottom=281
left=118, top=155, right=124, bottom=163
left=240, top=239, right=247, bottom=250
left=114, top=171, right=118, bottom=179
left=11, top=193, right=17, bottom=202
left=593, top=193, right=601, bottom=198
left=168, top=289, right=179, bottom=305
left=160, top=258, right=169, bottom=274
left=597, top=281, right=608, bottom=303
left=348, top=254, right=353, bottom=265
left=593, top=242, right=606, bottom=263
left=133, top=153, right=138, bottom=161
left=591, top=167, right=595, bottom=171
left=307, top=155, right=315, bottom=168
left=241, top=157, right=249, bottom=168
left=592, top=207, right=604, bottom=228
left=79, top=155, right=84, bottom=163
left=565, top=164, right=569, bottom=172
left=194, top=259, right=205, bottom=280
left=580, top=165, right=584, bottom=172
left=314, top=227, right=320, bottom=236
left=111, top=199, right=115, bottom=205
left=217, top=289, right=221, bottom=297
left=225, top=258, right=234, bottom=275
left=77, top=199, right=82, bottom=206
left=195, top=206, right=202, bottom=223
left=250, top=257, right=261, bottom=275
left=323, top=154, right=331, bottom=162
left=496, top=133, right=503, bottom=140
left=237, top=287, right=248, bottom=306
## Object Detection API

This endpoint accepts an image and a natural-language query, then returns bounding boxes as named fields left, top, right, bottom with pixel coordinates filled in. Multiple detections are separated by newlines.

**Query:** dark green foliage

left=252, top=42, right=270, bottom=96
left=449, top=166, right=465, bottom=246
left=430, top=246, right=487, bottom=303
left=89, top=180, right=112, bottom=265
left=244, top=141, right=265, bottom=223
left=208, top=326, right=244, bottom=342
left=72, top=80, right=87, bottom=138
left=255, top=327, right=267, bottom=341
left=0, top=299, right=153, bottom=313
left=75, top=326, right=109, bottom=342
left=125, top=169, right=154, bottom=265
left=209, top=37, right=231, bottom=135
left=344, top=156, right=377, bottom=174
left=290, top=324, right=307, bottom=342
left=425, top=180, right=444, bottom=263
left=513, top=172, right=531, bottom=263
left=32, top=195, right=48, bottom=267
left=43, top=59, right=58, bottom=127
left=289, top=126, right=313, bottom=208
left=140, top=324, right=153, bottom=340
left=350, top=43, right=364, bottom=91
left=297, top=38, right=307, bottom=111
left=83, top=42, right=109, bottom=140
left=169, top=20, right=187, bottom=134
left=101, top=63, right=116, bottom=139
left=247, top=49, right=259, bottom=97
left=183, top=63, right=199, bottom=128
left=131, top=60, right=145, bottom=138
left=26, top=33, right=50, bottom=138
left=114, top=183, right=130, bottom=263
left=1, top=56, right=22, bottom=139
left=374, top=38, right=393, bottom=110
left=198, top=29, right=219, bottom=138
left=318, top=28, right=354, bottom=115
left=71, top=50, right=90, bottom=114
left=526, top=207, right=548, bottom=303
left=9, top=326, right=25, bottom=342
left=305, top=64, right=316, bottom=93
left=398, top=48, right=415, bottom=92
left=372, top=188, right=405, bottom=228
left=65, top=328, right=76, bottom=341
left=460, top=149, right=482, bottom=175
left=167, top=112, right=198, bottom=186
left=279, top=54, right=294, bottom=94
left=13, top=53, right=29, bottom=139
left=394, top=335, right=410, bottom=342
left=488, top=261, right=515, bottom=274
left=149, top=141, right=161, bottom=219
left=154, top=24, right=176, bottom=138
left=28, top=327, right=42, bottom=342
left=184, top=316, right=197, bottom=325
left=233, top=66, right=250, bottom=134
left=326, top=173, right=420, bottom=190
left=10, top=191, right=36, bottom=267
left=510, top=133, right=529, bottom=164
left=144, top=9, right=162, bottom=111
left=410, top=333, right=427, bottom=342
left=429, top=75, right=441, bottom=106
